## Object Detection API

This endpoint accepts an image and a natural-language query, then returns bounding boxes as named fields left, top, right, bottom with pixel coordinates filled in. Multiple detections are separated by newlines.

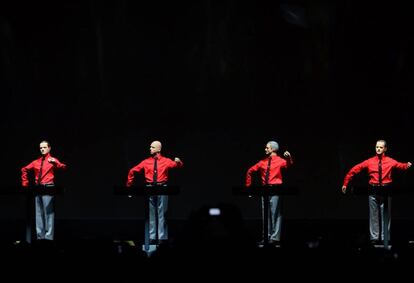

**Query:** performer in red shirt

left=246, top=141, right=293, bottom=245
left=127, top=140, right=183, bottom=244
left=21, top=140, right=67, bottom=240
left=342, top=139, right=411, bottom=244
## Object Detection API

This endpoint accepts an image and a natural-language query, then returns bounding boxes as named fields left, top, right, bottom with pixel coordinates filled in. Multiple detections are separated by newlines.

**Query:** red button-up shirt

left=126, top=154, right=183, bottom=186
left=246, top=154, right=293, bottom=186
left=21, top=153, right=67, bottom=186
left=342, top=155, right=410, bottom=187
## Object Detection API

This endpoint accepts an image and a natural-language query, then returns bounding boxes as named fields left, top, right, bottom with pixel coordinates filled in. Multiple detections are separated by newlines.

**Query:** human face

left=150, top=141, right=161, bottom=155
left=375, top=141, right=387, bottom=155
left=265, top=143, right=273, bottom=155
left=39, top=142, right=51, bottom=156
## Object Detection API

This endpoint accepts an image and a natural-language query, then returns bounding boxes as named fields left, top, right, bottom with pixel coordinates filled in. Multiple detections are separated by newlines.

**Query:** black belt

left=370, top=184, right=390, bottom=187
left=35, top=183, right=55, bottom=188
left=146, top=183, right=167, bottom=186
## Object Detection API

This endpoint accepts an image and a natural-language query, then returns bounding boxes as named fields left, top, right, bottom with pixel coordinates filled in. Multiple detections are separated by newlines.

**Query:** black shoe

left=370, top=239, right=383, bottom=246
left=158, top=239, right=169, bottom=245
left=257, top=240, right=279, bottom=247
left=269, top=239, right=281, bottom=247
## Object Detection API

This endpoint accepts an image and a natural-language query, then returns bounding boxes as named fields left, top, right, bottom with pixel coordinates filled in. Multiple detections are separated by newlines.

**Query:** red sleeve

left=169, top=158, right=183, bottom=169
left=392, top=159, right=411, bottom=171
left=246, top=162, right=260, bottom=186
left=21, top=161, right=34, bottom=187
left=126, top=162, right=144, bottom=187
left=53, top=158, right=67, bottom=170
left=342, top=160, right=367, bottom=187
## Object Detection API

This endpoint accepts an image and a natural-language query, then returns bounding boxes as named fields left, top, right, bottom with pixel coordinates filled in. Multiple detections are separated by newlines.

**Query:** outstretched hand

left=283, top=151, right=291, bottom=158
left=341, top=186, right=347, bottom=194
left=408, top=162, right=412, bottom=168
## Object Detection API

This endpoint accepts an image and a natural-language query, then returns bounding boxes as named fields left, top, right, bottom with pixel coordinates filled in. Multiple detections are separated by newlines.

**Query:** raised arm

left=393, top=160, right=412, bottom=170
left=48, top=157, right=67, bottom=170
left=283, top=151, right=293, bottom=166
left=173, top=157, right=183, bottom=168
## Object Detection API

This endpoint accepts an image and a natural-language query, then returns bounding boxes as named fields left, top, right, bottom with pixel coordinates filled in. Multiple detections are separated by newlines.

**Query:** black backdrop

left=1, top=0, right=413, bottom=222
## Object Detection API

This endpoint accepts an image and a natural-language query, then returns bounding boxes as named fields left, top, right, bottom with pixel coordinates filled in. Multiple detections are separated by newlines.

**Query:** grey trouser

left=149, top=195, right=168, bottom=240
left=262, top=195, right=282, bottom=241
left=369, top=195, right=391, bottom=241
left=35, top=195, right=55, bottom=240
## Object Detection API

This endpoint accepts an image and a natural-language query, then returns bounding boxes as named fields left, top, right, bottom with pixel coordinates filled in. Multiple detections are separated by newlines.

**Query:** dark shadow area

left=1, top=209, right=414, bottom=281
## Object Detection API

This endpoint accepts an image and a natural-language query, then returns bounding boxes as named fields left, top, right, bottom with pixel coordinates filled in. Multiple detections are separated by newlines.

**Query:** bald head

left=150, top=141, right=162, bottom=155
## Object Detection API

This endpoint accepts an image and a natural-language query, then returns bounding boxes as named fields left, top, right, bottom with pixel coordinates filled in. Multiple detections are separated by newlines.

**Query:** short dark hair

left=40, top=140, right=51, bottom=147
left=377, top=139, right=387, bottom=148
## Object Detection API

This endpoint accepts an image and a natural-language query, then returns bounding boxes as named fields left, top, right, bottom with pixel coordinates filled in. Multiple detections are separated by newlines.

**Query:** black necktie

left=153, top=157, right=158, bottom=184
left=265, top=156, right=271, bottom=185
left=378, top=158, right=382, bottom=185
left=37, top=156, right=45, bottom=185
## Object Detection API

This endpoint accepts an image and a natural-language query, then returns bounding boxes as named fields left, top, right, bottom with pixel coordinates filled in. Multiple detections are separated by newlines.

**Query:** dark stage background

left=1, top=0, right=413, bottom=233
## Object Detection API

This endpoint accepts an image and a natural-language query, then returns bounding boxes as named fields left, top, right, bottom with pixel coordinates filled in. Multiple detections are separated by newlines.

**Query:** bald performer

left=127, top=140, right=183, bottom=244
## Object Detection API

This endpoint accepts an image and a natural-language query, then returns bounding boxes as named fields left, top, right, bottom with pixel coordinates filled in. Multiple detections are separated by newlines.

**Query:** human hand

left=48, top=157, right=56, bottom=163
left=341, top=186, right=347, bottom=194
left=174, top=157, right=181, bottom=163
